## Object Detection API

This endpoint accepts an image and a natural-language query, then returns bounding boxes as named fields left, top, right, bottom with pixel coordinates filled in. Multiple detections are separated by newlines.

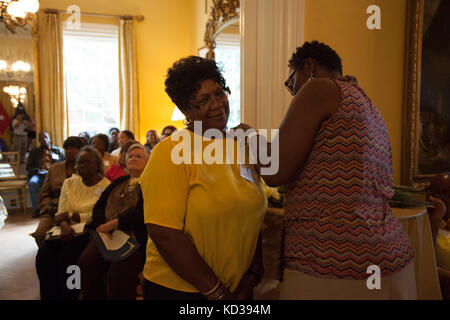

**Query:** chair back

left=0, top=152, right=20, bottom=180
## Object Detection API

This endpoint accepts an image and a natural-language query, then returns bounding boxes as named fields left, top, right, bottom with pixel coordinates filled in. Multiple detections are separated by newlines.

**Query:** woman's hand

left=96, top=219, right=118, bottom=239
left=60, top=221, right=75, bottom=242
left=54, top=212, right=69, bottom=225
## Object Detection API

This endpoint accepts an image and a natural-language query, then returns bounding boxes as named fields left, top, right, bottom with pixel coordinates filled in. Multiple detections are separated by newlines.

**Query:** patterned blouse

left=280, top=76, right=414, bottom=280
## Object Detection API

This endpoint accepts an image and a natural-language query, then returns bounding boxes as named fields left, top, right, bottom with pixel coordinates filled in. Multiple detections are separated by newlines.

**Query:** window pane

left=63, top=24, right=120, bottom=138
left=215, top=39, right=240, bottom=129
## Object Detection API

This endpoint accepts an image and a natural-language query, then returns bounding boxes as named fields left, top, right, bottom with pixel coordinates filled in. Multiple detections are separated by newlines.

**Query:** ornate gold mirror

left=203, top=0, right=240, bottom=60
left=402, top=0, right=450, bottom=187
left=0, top=19, right=39, bottom=151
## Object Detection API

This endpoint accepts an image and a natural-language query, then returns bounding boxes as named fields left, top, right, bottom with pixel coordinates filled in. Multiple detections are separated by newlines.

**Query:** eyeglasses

left=191, top=88, right=228, bottom=109
left=284, top=70, right=296, bottom=96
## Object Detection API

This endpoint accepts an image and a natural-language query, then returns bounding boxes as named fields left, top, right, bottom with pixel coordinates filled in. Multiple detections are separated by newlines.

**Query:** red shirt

left=105, top=164, right=127, bottom=182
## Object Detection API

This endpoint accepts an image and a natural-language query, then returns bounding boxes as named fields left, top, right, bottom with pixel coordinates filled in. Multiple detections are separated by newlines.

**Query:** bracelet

left=201, top=279, right=221, bottom=296
left=202, top=280, right=229, bottom=300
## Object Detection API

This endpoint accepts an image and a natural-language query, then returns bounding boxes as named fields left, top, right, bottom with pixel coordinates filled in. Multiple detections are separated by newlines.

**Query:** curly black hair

left=164, top=56, right=230, bottom=112
left=289, top=41, right=343, bottom=75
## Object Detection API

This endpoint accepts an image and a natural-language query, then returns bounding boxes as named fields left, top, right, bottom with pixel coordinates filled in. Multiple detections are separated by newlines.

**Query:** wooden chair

left=0, top=152, right=28, bottom=215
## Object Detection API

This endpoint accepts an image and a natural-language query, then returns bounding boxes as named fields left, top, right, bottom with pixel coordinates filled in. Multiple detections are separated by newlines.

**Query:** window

left=215, top=33, right=240, bottom=128
left=63, top=23, right=120, bottom=137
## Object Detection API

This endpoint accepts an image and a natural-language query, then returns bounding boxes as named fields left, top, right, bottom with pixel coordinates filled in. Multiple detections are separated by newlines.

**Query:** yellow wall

left=39, top=0, right=196, bottom=142
left=304, top=0, right=407, bottom=184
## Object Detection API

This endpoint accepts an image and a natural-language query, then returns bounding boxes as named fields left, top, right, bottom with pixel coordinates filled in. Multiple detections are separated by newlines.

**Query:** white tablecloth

left=392, top=207, right=442, bottom=300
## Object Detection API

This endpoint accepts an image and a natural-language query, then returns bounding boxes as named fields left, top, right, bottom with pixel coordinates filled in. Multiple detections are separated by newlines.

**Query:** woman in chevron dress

left=256, top=41, right=416, bottom=299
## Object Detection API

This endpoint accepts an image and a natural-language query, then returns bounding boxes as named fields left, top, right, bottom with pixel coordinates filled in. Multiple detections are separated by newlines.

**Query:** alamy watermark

left=366, top=265, right=381, bottom=290
left=170, top=121, right=280, bottom=175
left=366, top=5, right=381, bottom=30
left=66, top=265, right=81, bottom=290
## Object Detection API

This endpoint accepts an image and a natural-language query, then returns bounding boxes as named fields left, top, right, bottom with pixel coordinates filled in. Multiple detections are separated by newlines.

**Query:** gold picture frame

left=401, top=0, right=450, bottom=187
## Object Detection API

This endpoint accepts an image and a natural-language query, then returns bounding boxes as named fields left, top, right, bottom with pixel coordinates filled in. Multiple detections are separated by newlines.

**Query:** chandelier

left=3, top=85, right=27, bottom=108
left=0, top=0, right=39, bottom=33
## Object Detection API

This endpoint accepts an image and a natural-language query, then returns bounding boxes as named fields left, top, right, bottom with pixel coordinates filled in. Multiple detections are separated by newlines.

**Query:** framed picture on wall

left=402, top=0, right=450, bottom=187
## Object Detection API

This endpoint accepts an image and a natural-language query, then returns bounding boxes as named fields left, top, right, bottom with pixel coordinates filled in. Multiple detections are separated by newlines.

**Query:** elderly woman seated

left=78, top=143, right=149, bottom=300
left=35, top=146, right=110, bottom=300
left=426, top=173, right=450, bottom=300
left=32, top=137, right=87, bottom=248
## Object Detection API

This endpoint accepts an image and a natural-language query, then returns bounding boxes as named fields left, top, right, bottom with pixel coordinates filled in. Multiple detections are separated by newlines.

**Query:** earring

left=308, top=71, right=315, bottom=82
left=184, top=118, right=192, bottom=127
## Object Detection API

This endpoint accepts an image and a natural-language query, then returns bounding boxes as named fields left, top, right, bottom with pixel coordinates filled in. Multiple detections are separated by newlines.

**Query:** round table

left=392, top=207, right=442, bottom=300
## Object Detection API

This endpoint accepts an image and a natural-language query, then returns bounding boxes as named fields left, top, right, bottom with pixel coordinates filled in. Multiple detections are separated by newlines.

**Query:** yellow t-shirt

left=141, top=129, right=267, bottom=293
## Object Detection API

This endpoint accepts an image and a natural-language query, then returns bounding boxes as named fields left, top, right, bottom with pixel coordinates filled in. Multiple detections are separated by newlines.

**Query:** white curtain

left=119, top=18, right=140, bottom=138
left=241, top=0, right=305, bottom=130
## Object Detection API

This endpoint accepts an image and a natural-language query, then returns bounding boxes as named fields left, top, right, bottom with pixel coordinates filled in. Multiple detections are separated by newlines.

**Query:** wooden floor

left=0, top=209, right=40, bottom=300
left=0, top=208, right=283, bottom=300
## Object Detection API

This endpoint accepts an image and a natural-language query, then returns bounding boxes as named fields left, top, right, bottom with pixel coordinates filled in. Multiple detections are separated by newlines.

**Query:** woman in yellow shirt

left=140, top=56, right=267, bottom=300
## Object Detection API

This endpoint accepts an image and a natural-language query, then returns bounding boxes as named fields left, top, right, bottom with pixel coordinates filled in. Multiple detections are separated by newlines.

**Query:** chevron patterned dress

left=281, top=77, right=414, bottom=280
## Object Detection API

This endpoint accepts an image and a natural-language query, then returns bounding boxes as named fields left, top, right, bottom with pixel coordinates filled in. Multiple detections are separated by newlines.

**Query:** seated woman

left=429, top=174, right=450, bottom=267
left=91, top=133, right=119, bottom=171
left=78, top=143, right=149, bottom=300
left=426, top=174, right=450, bottom=300
left=32, top=137, right=87, bottom=248
left=111, top=130, right=135, bottom=156
left=35, top=146, right=110, bottom=300
left=141, top=56, right=267, bottom=300
left=160, top=125, right=176, bottom=141
left=105, top=140, right=137, bottom=182
left=144, top=130, right=160, bottom=154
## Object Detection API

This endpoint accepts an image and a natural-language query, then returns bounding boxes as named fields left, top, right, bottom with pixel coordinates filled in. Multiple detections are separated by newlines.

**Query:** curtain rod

left=43, top=8, right=144, bottom=22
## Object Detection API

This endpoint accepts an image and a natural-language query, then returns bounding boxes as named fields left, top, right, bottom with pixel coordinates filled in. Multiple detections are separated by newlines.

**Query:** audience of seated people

left=105, top=140, right=137, bottom=182
left=31, top=125, right=180, bottom=299
left=35, top=146, right=110, bottom=300
left=108, top=128, right=120, bottom=154
left=32, top=137, right=87, bottom=247
left=91, top=134, right=119, bottom=172
left=78, top=143, right=149, bottom=300
left=144, top=130, right=159, bottom=154
left=111, top=130, right=135, bottom=157
left=27, top=132, right=65, bottom=218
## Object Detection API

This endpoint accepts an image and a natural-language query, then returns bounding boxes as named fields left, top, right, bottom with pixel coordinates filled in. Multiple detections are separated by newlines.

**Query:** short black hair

left=109, top=127, right=120, bottom=135
left=164, top=56, right=230, bottom=112
left=63, top=136, right=87, bottom=150
left=92, top=133, right=110, bottom=151
left=121, top=130, right=135, bottom=140
left=289, top=41, right=343, bottom=75
left=78, top=131, right=91, bottom=140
